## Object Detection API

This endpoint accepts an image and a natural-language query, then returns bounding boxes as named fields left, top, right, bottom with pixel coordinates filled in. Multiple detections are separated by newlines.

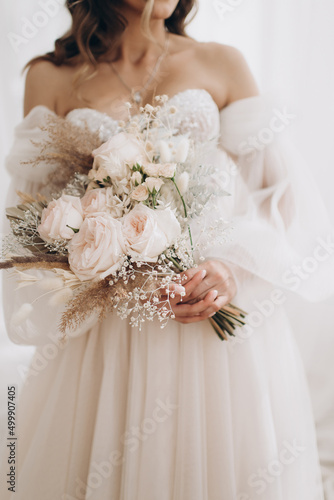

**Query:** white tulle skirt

left=0, top=278, right=324, bottom=500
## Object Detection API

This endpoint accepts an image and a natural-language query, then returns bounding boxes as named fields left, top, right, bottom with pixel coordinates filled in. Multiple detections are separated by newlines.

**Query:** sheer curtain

left=1, top=0, right=333, bottom=496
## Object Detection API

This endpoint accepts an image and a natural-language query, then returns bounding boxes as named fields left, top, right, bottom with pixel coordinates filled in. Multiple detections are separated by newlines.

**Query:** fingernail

left=212, top=290, right=218, bottom=299
left=201, top=270, right=207, bottom=279
left=209, top=312, right=216, bottom=318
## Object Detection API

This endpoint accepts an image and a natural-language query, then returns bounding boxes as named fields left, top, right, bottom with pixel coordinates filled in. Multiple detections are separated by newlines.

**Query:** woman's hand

left=169, top=260, right=237, bottom=324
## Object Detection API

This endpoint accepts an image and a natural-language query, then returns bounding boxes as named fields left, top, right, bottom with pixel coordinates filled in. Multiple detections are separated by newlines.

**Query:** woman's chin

left=152, top=1, right=178, bottom=19
left=122, top=0, right=179, bottom=19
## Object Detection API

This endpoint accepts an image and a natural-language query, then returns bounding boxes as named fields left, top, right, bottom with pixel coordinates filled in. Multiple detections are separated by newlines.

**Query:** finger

left=173, top=296, right=228, bottom=324
left=200, top=295, right=229, bottom=318
left=171, top=270, right=207, bottom=304
left=173, top=296, right=229, bottom=324
left=181, top=265, right=205, bottom=283
left=173, top=289, right=218, bottom=317
left=186, top=276, right=234, bottom=304
left=166, top=282, right=186, bottom=296
left=159, top=282, right=186, bottom=301
left=182, top=282, right=213, bottom=304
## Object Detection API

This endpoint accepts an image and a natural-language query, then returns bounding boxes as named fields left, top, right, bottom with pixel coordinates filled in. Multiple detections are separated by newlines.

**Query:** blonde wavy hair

left=26, top=0, right=198, bottom=90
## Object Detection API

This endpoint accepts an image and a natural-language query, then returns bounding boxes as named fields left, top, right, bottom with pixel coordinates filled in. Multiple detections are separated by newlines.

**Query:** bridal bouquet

left=1, top=95, right=246, bottom=342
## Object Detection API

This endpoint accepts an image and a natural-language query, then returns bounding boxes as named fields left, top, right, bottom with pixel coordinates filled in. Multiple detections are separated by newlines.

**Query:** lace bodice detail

left=5, top=91, right=275, bottom=183
left=66, top=89, right=221, bottom=143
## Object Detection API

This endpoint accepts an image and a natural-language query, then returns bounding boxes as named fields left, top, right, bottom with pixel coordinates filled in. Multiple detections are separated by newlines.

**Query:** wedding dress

left=1, top=88, right=333, bottom=500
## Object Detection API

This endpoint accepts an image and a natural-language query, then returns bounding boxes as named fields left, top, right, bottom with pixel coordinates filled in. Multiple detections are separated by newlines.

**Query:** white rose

left=145, top=177, right=164, bottom=193
left=131, top=184, right=149, bottom=202
left=91, top=132, right=146, bottom=181
left=142, top=163, right=160, bottom=177
left=81, top=187, right=124, bottom=219
left=81, top=188, right=108, bottom=216
left=131, top=171, right=143, bottom=185
left=38, top=194, right=83, bottom=242
left=122, top=204, right=181, bottom=261
left=91, top=156, right=128, bottom=183
left=68, top=214, right=126, bottom=281
left=158, top=162, right=176, bottom=178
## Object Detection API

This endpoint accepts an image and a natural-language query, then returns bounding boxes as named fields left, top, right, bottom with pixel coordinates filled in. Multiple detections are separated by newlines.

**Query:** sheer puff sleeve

left=204, top=95, right=334, bottom=301
left=2, top=106, right=98, bottom=346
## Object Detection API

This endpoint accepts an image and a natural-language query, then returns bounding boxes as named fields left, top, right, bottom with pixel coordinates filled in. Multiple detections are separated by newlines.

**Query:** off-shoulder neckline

left=22, top=88, right=264, bottom=125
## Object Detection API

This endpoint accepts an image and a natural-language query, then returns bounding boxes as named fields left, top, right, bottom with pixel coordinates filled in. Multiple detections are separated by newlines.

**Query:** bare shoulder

left=191, top=40, right=260, bottom=107
left=24, top=60, right=70, bottom=117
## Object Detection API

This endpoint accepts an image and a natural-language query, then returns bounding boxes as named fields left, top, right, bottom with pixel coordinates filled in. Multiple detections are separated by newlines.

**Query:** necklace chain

left=110, top=31, right=170, bottom=106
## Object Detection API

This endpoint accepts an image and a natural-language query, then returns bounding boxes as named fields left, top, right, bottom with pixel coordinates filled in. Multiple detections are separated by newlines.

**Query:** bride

left=1, top=0, right=332, bottom=498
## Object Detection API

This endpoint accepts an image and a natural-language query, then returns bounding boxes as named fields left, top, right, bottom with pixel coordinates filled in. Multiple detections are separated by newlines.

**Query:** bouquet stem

left=210, top=303, right=247, bottom=341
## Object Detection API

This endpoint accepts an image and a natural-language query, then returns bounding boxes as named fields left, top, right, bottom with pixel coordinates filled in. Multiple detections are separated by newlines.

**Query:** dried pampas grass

left=0, top=255, right=70, bottom=271
left=24, top=115, right=102, bottom=192
left=58, top=265, right=174, bottom=335
left=59, top=277, right=116, bottom=334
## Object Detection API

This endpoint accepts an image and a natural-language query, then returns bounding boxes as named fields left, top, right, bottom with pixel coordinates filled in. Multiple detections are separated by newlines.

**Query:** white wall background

left=1, top=0, right=334, bottom=496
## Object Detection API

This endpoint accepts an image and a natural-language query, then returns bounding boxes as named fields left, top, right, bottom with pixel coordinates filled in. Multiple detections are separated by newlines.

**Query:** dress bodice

left=4, top=90, right=279, bottom=184
left=65, top=88, right=221, bottom=143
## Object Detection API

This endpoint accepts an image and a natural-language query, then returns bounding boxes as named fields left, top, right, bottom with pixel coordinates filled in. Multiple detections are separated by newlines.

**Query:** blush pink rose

left=81, top=188, right=108, bottom=216
left=38, top=194, right=83, bottom=243
left=158, top=162, right=177, bottom=178
left=68, top=214, right=126, bottom=281
left=122, top=204, right=181, bottom=261
left=142, top=162, right=160, bottom=177
left=131, top=185, right=149, bottom=202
